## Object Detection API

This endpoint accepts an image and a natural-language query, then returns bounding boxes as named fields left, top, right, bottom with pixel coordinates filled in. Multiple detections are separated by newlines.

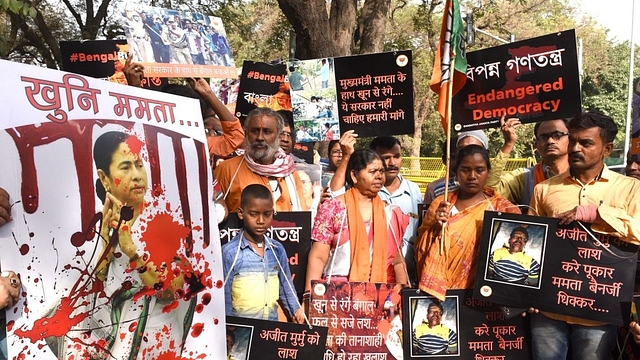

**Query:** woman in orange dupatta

left=415, top=145, right=520, bottom=301
left=305, top=149, right=410, bottom=294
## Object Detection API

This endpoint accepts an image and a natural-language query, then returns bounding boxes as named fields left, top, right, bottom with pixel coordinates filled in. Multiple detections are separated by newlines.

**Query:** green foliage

left=2, top=0, right=37, bottom=18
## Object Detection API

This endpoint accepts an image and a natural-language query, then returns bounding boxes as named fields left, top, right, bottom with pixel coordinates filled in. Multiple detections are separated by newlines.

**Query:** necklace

left=246, top=238, right=264, bottom=248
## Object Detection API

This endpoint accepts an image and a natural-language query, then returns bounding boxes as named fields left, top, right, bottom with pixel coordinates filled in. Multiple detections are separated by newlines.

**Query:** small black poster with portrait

left=473, top=211, right=638, bottom=325
left=226, top=316, right=328, bottom=360
left=235, top=61, right=290, bottom=122
left=402, top=288, right=531, bottom=360
left=220, top=211, right=312, bottom=295
left=333, top=50, right=414, bottom=137
left=451, top=29, right=581, bottom=132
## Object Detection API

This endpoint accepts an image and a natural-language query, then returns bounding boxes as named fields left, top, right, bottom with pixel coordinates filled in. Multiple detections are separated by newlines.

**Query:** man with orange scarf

left=490, top=119, right=570, bottom=207
left=215, top=107, right=307, bottom=213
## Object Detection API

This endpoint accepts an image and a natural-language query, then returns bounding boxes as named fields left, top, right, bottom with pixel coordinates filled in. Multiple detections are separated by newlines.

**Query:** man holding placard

left=528, top=111, right=640, bottom=359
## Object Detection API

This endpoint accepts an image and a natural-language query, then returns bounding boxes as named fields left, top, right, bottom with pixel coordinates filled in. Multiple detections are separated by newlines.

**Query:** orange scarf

left=345, top=187, right=388, bottom=282
left=533, top=162, right=547, bottom=187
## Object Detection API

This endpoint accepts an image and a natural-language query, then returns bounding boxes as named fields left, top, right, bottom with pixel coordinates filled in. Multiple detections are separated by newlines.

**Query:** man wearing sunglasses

left=491, top=118, right=570, bottom=207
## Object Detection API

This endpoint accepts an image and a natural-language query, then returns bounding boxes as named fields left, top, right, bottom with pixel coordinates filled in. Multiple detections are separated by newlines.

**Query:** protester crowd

left=3, top=54, right=640, bottom=360
left=122, top=8, right=233, bottom=67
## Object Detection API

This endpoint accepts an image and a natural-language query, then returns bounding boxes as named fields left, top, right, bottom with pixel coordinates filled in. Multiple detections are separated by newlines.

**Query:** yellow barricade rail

left=400, top=157, right=537, bottom=195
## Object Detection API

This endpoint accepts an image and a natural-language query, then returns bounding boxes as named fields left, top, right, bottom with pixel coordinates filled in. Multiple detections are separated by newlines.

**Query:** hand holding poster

left=474, top=212, right=637, bottom=325
left=452, top=30, right=581, bottom=132
left=0, top=59, right=225, bottom=358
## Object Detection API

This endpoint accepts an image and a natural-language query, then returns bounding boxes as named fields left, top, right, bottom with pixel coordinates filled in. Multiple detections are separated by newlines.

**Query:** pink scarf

left=243, top=148, right=296, bottom=178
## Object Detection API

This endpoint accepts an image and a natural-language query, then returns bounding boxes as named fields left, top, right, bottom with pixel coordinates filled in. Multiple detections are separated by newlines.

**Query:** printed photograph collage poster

left=0, top=59, right=226, bottom=359
left=118, top=0, right=237, bottom=79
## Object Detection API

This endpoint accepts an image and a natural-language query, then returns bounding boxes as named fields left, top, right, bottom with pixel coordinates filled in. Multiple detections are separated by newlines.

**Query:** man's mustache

left=252, top=141, right=267, bottom=148
left=385, top=166, right=399, bottom=171
left=569, top=152, right=584, bottom=160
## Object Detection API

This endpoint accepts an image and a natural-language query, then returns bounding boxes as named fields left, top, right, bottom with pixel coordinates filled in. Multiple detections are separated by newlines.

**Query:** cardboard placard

left=309, top=280, right=404, bottom=360
left=452, top=30, right=581, bottom=132
left=60, top=40, right=168, bottom=90
left=235, top=61, right=290, bottom=122
left=474, top=212, right=638, bottom=325
left=226, top=316, right=328, bottom=360
left=0, top=59, right=225, bottom=358
left=333, top=50, right=415, bottom=137
left=402, top=289, right=531, bottom=359
left=117, top=4, right=236, bottom=78
left=293, top=141, right=316, bottom=164
left=220, top=211, right=312, bottom=295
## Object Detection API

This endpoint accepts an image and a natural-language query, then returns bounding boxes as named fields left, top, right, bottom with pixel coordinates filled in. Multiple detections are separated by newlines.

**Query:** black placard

left=293, top=141, right=315, bottom=164
left=59, top=40, right=167, bottom=90
left=451, top=30, right=581, bottom=132
left=220, top=211, right=311, bottom=295
left=309, top=280, right=405, bottom=360
left=226, top=316, right=328, bottom=360
left=333, top=50, right=415, bottom=137
left=402, top=288, right=531, bottom=359
left=473, top=212, right=638, bottom=325
left=235, top=61, right=289, bottom=122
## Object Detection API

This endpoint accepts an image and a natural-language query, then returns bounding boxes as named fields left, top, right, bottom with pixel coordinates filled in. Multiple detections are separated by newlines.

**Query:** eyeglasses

left=536, top=131, right=569, bottom=142
left=280, top=132, right=292, bottom=139
left=331, top=150, right=343, bottom=156
left=511, top=235, right=527, bottom=241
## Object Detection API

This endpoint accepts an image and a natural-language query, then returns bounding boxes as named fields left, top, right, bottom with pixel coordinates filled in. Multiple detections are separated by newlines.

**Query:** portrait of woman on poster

left=415, top=145, right=520, bottom=301
left=47, top=131, right=193, bottom=359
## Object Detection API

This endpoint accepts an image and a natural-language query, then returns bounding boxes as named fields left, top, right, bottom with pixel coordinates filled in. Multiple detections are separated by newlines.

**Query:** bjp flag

left=430, top=0, right=467, bottom=133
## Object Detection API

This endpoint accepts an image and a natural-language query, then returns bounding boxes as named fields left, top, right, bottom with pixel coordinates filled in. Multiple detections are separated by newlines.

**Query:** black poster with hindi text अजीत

left=473, top=212, right=637, bottom=326
left=226, top=316, right=328, bottom=360
left=402, top=288, right=531, bottom=360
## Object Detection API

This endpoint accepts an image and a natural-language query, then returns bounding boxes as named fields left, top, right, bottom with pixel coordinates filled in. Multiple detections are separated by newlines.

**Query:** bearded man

left=214, top=107, right=307, bottom=212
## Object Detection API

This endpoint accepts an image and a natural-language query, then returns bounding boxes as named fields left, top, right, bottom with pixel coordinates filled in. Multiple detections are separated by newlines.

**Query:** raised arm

left=328, top=130, right=357, bottom=194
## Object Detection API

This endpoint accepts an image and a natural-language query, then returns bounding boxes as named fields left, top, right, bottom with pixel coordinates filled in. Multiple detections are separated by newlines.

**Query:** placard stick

left=440, top=52, right=456, bottom=256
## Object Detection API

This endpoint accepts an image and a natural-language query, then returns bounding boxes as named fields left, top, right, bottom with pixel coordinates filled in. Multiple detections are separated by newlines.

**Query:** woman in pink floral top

left=305, top=149, right=410, bottom=293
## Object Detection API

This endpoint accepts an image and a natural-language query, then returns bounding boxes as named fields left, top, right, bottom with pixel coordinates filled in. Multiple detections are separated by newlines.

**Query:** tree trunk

left=358, top=0, right=390, bottom=54
left=277, top=0, right=389, bottom=59
left=277, top=0, right=343, bottom=59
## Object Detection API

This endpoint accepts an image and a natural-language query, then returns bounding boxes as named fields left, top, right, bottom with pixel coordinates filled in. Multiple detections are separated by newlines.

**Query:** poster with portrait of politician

left=0, top=59, right=226, bottom=359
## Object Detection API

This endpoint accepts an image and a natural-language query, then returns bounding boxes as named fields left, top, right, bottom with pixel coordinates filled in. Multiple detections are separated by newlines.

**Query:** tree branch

left=61, top=0, right=84, bottom=30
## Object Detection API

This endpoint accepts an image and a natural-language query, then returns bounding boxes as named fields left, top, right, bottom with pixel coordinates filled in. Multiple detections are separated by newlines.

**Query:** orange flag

left=430, top=0, right=467, bottom=133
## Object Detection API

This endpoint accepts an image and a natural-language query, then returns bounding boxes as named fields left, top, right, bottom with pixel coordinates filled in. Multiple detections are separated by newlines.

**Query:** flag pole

left=440, top=52, right=456, bottom=256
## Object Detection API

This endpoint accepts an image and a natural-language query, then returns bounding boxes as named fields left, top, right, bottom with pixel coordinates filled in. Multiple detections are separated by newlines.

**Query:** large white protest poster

left=0, top=59, right=225, bottom=359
